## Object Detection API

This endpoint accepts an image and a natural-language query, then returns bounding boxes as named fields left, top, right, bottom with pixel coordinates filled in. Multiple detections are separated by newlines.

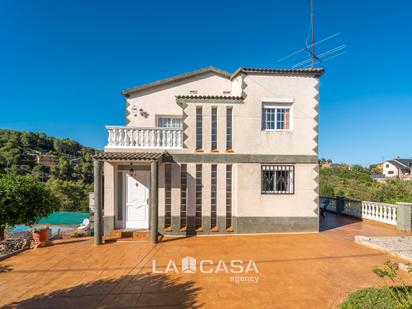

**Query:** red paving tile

left=0, top=213, right=411, bottom=308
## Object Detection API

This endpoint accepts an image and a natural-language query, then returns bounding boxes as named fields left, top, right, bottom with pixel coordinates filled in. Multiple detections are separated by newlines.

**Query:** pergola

left=92, top=151, right=167, bottom=244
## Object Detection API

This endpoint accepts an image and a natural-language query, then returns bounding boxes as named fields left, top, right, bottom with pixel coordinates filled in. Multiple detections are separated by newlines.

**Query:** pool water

left=9, top=225, right=74, bottom=235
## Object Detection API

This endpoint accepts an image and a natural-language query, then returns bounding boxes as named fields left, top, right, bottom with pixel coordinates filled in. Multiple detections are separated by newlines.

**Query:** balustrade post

left=396, top=202, right=412, bottom=231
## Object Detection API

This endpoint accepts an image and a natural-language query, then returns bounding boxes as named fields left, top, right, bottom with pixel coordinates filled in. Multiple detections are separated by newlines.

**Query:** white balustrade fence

left=320, top=197, right=398, bottom=226
left=106, top=126, right=183, bottom=149
left=361, top=201, right=397, bottom=226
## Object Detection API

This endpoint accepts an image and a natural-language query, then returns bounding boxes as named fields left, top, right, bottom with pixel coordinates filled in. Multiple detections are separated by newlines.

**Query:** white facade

left=101, top=66, right=324, bottom=235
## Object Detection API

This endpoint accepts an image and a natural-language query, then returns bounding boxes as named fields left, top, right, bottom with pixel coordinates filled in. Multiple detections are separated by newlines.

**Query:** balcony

left=105, top=126, right=183, bottom=149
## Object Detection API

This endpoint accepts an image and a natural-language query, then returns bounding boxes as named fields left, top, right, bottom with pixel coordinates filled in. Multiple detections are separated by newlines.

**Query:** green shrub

left=340, top=287, right=412, bottom=309
left=0, top=174, right=60, bottom=239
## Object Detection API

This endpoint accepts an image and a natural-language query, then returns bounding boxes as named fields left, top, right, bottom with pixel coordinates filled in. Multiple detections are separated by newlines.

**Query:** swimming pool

left=9, top=225, right=74, bottom=235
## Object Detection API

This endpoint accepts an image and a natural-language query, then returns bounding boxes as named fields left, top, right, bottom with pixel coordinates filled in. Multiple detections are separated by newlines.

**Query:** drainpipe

left=150, top=160, right=159, bottom=244
left=94, top=160, right=103, bottom=245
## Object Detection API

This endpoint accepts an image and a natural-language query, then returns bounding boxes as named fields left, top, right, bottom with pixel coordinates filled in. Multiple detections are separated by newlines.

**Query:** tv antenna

left=278, top=0, right=346, bottom=68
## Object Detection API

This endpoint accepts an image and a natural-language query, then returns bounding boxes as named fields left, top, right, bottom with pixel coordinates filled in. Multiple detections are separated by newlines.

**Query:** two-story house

left=92, top=66, right=324, bottom=243
left=383, top=157, right=412, bottom=180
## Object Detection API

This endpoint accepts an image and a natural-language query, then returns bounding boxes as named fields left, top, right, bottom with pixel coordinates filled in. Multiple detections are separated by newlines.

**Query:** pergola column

left=94, top=160, right=103, bottom=245
left=150, top=160, right=159, bottom=243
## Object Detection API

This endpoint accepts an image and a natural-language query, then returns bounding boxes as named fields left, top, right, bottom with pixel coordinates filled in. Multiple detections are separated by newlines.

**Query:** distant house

left=36, top=154, right=58, bottom=167
left=382, top=158, right=412, bottom=180
left=320, top=162, right=342, bottom=169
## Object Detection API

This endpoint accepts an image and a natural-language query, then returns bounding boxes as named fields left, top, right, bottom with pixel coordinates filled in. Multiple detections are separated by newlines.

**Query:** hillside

left=0, top=129, right=98, bottom=212
left=320, top=165, right=412, bottom=203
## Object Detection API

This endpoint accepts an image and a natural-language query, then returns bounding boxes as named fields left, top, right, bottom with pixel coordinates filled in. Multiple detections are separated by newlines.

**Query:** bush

left=0, top=174, right=60, bottom=239
left=340, top=287, right=412, bottom=309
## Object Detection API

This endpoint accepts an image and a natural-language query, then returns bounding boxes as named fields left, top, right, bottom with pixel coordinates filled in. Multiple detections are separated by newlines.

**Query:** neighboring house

left=36, top=154, right=58, bottom=167
left=382, top=158, right=412, bottom=180
left=320, top=162, right=343, bottom=169
left=92, top=66, right=324, bottom=242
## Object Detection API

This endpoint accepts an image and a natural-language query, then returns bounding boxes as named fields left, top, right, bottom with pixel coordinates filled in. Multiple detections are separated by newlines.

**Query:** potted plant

left=31, top=227, right=50, bottom=243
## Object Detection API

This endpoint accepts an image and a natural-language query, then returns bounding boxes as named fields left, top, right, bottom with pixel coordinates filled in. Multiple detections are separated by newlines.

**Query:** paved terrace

left=1, top=214, right=411, bottom=309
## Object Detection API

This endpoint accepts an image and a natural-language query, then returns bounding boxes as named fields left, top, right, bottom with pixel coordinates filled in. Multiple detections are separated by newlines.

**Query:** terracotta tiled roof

left=175, top=95, right=243, bottom=100
left=122, top=66, right=231, bottom=96
left=93, top=152, right=164, bottom=161
left=231, top=67, right=325, bottom=79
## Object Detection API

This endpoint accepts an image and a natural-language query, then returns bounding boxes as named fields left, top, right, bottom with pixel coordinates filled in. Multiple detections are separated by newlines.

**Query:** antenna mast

left=311, top=0, right=315, bottom=68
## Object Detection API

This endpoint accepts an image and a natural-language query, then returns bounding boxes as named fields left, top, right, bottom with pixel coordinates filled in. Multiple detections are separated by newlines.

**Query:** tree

left=47, top=179, right=92, bottom=212
left=50, top=157, right=74, bottom=181
left=0, top=175, right=60, bottom=240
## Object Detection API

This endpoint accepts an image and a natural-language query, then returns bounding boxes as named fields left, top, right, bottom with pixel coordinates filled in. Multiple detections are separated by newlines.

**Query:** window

left=211, top=165, right=217, bottom=229
left=261, top=165, right=294, bottom=194
left=196, top=107, right=203, bottom=150
left=388, top=171, right=394, bottom=175
left=211, top=107, right=217, bottom=150
left=385, top=164, right=390, bottom=168
left=180, top=164, right=187, bottom=229
left=165, top=164, right=172, bottom=228
left=226, top=107, right=232, bottom=150
left=262, top=107, right=290, bottom=130
left=157, top=117, right=182, bottom=128
left=226, top=164, right=232, bottom=229
left=195, top=164, right=202, bottom=229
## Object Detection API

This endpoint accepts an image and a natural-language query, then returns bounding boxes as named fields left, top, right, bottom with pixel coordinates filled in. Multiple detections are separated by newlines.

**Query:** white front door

left=125, top=171, right=150, bottom=229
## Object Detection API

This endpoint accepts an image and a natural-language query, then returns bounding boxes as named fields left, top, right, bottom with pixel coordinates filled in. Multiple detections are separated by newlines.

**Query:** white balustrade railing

left=362, top=201, right=397, bottom=225
left=320, top=197, right=398, bottom=226
left=106, top=126, right=183, bottom=149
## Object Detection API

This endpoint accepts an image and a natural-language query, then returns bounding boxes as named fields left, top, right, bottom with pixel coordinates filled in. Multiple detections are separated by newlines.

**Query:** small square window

left=262, top=107, right=291, bottom=130
left=261, top=165, right=294, bottom=194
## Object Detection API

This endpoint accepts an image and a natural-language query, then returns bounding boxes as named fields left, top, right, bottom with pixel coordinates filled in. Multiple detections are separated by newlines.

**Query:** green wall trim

left=234, top=216, right=319, bottom=233
left=103, top=216, right=115, bottom=236
left=158, top=216, right=318, bottom=235
left=168, top=154, right=318, bottom=164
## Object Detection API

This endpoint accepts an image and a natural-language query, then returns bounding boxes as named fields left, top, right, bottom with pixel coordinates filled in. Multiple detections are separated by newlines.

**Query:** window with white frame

left=261, top=165, right=294, bottom=194
left=157, top=117, right=183, bottom=128
left=262, top=106, right=291, bottom=130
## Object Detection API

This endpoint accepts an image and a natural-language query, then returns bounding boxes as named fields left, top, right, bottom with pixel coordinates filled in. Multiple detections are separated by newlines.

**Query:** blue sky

left=0, top=0, right=411, bottom=166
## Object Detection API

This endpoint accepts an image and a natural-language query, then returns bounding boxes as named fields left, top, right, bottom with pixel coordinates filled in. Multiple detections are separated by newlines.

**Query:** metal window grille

left=261, top=165, right=294, bottom=194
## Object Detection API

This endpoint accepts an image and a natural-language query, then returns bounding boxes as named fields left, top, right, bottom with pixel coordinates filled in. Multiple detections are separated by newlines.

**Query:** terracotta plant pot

left=32, top=228, right=49, bottom=242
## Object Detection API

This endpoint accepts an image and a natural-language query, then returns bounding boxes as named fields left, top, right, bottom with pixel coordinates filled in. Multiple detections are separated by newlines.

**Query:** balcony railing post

left=396, top=202, right=412, bottom=231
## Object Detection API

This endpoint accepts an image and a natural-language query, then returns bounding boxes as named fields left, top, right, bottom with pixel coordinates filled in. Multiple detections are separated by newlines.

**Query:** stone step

left=132, top=231, right=150, bottom=240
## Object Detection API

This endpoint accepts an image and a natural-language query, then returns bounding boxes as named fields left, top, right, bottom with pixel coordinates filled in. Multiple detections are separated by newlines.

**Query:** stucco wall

left=126, top=72, right=231, bottom=127
left=383, top=161, right=400, bottom=178
left=235, top=163, right=318, bottom=217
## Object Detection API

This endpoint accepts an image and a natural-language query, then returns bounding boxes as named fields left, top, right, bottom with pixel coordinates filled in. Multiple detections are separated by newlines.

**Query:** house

left=92, top=66, right=324, bottom=243
left=36, top=154, right=59, bottom=167
left=382, top=157, right=412, bottom=180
